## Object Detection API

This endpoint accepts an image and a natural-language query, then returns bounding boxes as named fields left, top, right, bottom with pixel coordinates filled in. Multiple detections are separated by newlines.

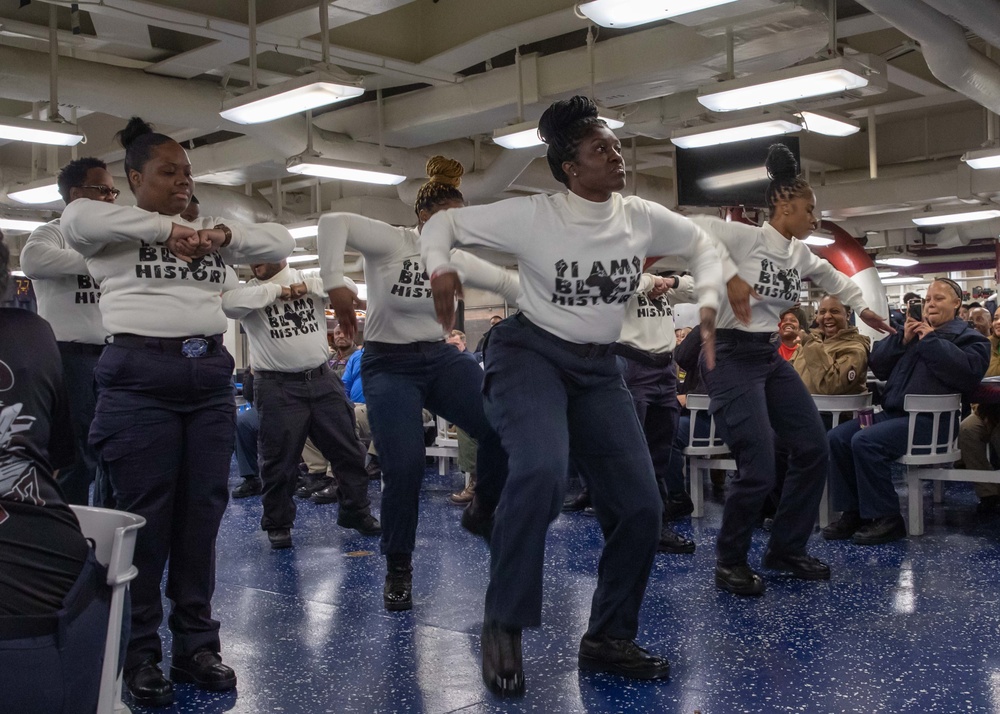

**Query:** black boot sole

left=714, top=573, right=766, bottom=596
left=169, top=666, right=237, bottom=691
left=578, top=654, right=670, bottom=680
left=126, top=688, right=174, bottom=707
left=383, top=597, right=413, bottom=612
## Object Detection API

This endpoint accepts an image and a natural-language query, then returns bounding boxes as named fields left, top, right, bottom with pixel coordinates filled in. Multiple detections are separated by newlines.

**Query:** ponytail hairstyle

left=115, top=117, right=176, bottom=191
left=538, top=95, right=608, bottom=186
left=414, top=156, right=465, bottom=217
left=764, top=143, right=811, bottom=213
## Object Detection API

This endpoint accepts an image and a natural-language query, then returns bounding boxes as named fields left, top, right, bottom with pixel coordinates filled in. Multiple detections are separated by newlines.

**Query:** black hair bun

left=116, top=117, right=155, bottom=150
left=538, top=95, right=599, bottom=146
left=765, top=143, right=799, bottom=181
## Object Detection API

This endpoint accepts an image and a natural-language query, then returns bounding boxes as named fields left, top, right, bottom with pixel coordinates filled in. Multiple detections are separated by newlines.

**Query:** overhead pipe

left=855, top=0, right=1000, bottom=114
left=919, top=0, right=1000, bottom=54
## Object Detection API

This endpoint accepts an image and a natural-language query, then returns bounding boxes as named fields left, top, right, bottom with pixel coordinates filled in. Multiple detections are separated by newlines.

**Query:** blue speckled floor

left=130, top=463, right=1000, bottom=714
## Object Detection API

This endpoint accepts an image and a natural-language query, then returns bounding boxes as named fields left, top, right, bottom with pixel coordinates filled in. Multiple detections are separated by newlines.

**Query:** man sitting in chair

left=826, top=279, right=988, bottom=545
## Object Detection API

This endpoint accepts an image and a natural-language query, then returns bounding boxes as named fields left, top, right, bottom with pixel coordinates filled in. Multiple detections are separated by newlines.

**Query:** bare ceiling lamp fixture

left=220, top=0, right=364, bottom=125
left=576, top=0, right=739, bottom=28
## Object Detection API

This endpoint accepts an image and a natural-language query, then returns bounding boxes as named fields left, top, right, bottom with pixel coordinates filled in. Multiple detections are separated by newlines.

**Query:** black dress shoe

left=384, top=563, right=413, bottom=611
left=662, top=494, right=694, bottom=521
left=295, top=473, right=332, bottom=498
left=715, top=563, right=766, bottom=596
left=852, top=513, right=906, bottom=545
left=232, top=476, right=262, bottom=499
left=267, top=528, right=292, bottom=549
left=170, top=648, right=237, bottom=691
left=762, top=550, right=831, bottom=580
left=562, top=491, right=591, bottom=513
left=822, top=510, right=866, bottom=540
left=338, top=510, right=382, bottom=536
left=125, top=659, right=174, bottom=707
left=481, top=620, right=524, bottom=697
left=578, top=635, right=670, bottom=680
left=310, top=481, right=339, bottom=504
left=460, top=497, right=495, bottom=542
left=658, top=526, right=696, bottom=554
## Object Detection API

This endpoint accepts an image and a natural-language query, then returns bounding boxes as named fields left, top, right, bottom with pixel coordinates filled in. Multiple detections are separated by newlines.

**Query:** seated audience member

left=443, top=333, right=481, bottom=505
left=791, top=294, right=871, bottom=396
left=0, top=232, right=110, bottom=713
left=233, top=368, right=262, bottom=498
left=968, top=306, right=992, bottom=338
left=960, top=304, right=970, bottom=321
left=474, top=315, right=503, bottom=359
left=777, top=307, right=806, bottom=361
left=827, top=279, right=989, bottom=544
left=889, top=292, right=920, bottom=331
left=958, top=309, right=1000, bottom=513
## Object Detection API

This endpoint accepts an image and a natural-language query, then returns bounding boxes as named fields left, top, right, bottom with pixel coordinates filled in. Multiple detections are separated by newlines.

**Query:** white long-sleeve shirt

left=19, top=219, right=107, bottom=344
left=618, top=274, right=696, bottom=354
left=222, top=266, right=355, bottom=372
left=317, top=213, right=520, bottom=344
left=421, top=191, right=728, bottom=345
left=62, top=198, right=294, bottom=338
left=689, top=216, right=867, bottom=333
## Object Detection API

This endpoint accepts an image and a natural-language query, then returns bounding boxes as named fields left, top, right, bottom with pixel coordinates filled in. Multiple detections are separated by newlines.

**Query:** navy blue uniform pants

left=90, top=342, right=235, bottom=670
left=703, top=340, right=827, bottom=566
left=362, top=343, right=507, bottom=556
left=829, top=411, right=938, bottom=519
left=0, top=550, right=112, bottom=714
left=56, top=342, right=104, bottom=507
left=235, top=404, right=259, bottom=479
left=483, top=317, right=661, bottom=639
left=664, top=412, right=711, bottom=498
left=620, top=357, right=680, bottom=510
left=255, top=367, right=371, bottom=531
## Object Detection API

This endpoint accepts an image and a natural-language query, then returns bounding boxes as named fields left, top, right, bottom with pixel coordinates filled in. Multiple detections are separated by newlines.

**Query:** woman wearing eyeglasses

left=61, top=117, right=293, bottom=707
left=827, top=277, right=989, bottom=544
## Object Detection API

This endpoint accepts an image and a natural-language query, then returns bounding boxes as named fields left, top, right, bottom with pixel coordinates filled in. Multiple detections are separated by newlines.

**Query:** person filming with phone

left=825, top=278, right=989, bottom=545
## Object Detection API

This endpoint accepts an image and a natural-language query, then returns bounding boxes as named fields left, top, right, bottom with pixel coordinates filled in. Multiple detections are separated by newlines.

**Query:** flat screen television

left=675, top=136, right=800, bottom=208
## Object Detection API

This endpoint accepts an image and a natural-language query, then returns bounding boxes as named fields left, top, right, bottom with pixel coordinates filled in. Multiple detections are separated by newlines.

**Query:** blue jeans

left=483, top=316, right=660, bottom=639
left=361, top=343, right=507, bottom=556
left=703, top=340, right=828, bottom=565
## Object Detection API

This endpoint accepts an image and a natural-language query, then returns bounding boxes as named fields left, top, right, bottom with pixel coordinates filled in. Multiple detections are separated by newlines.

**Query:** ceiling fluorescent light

left=286, top=155, right=406, bottom=185
left=875, top=257, right=919, bottom=267
left=0, top=116, right=85, bottom=146
left=286, top=253, right=319, bottom=264
left=876, top=271, right=898, bottom=278
left=697, top=55, right=887, bottom=113
left=912, top=208, right=1000, bottom=227
left=671, top=114, right=802, bottom=149
left=0, top=217, right=47, bottom=232
left=578, top=0, right=739, bottom=28
left=287, top=224, right=319, bottom=239
left=220, top=72, right=364, bottom=125
left=961, top=147, right=1000, bottom=170
left=797, top=110, right=861, bottom=137
left=801, top=232, right=835, bottom=246
left=881, top=276, right=924, bottom=285
left=8, top=180, right=62, bottom=205
left=493, top=116, right=624, bottom=150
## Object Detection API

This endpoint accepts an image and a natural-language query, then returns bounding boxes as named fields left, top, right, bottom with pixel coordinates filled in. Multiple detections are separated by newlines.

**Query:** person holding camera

left=826, top=278, right=990, bottom=544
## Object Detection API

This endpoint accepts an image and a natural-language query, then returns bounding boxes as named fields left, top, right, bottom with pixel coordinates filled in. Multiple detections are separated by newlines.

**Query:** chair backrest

left=70, top=505, right=146, bottom=587
left=899, top=393, right=962, bottom=465
left=684, top=394, right=730, bottom=456
left=812, top=393, right=873, bottom=429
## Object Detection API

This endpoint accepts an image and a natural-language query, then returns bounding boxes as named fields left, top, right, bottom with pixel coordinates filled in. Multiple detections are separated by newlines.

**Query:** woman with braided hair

left=688, top=143, right=894, bottom=597
left=422, top=95, right=750, bottom=697
left=317, top=156, right=518, bottom=613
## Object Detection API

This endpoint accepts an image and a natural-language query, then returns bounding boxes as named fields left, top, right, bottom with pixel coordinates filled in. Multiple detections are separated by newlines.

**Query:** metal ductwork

left=855, top=0, right=1000, bottom=115
left=919, top=0, right=1000, bottom=55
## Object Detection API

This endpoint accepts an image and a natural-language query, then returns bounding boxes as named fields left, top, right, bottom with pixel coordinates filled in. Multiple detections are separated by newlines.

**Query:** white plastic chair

left=683, top=394, right=736, bottom=518
left=812, top=393, right=873, bottom=528
left=71, top=505, right=146, bottom=714
left=425, top=415, right=459, bottom=475
left=895, top=394, right=961, bottom=535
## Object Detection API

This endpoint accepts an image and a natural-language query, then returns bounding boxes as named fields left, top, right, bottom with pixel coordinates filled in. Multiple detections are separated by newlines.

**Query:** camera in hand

left=907, top=299, right=923, bottom=322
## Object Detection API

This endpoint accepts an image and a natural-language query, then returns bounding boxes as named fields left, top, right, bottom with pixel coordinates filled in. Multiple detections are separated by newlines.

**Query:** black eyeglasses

left=79, top=185, right=121, bottom=199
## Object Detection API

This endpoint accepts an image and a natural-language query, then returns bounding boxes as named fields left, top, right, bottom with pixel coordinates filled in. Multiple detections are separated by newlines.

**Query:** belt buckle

left=181, top=338, right=209, bottom=359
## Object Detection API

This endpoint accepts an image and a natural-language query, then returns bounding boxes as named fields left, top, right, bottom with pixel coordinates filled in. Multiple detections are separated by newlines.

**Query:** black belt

left=57, top=341, right=105, bottom=356
left=256, top=362, right=329, bottom=382
left=107, top=333, right=223, bottom=358
left=516, top=314, right=616, bottom=359
left=365, top=340, right=445, bottom=355
left=715, top=329, right=774, bottom=344
left=613, top=342, right=674, bottom=367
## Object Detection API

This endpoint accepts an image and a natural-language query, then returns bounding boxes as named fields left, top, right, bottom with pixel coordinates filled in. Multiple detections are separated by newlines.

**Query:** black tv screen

left=675, top=136, right=800, bottom=208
